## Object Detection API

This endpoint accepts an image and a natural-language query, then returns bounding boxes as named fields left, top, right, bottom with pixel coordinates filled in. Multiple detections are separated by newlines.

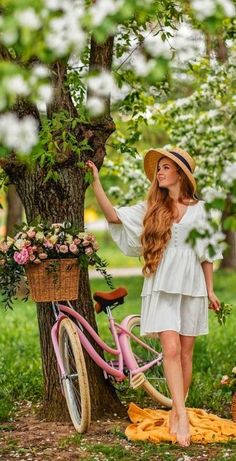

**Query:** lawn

left=0, top=269, right=235, bottom=423
left=0, top=269, right=236, bottom=461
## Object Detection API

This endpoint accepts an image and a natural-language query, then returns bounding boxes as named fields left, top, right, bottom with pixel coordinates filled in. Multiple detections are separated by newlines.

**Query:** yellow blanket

left=125, top=403, right=236, bottom=444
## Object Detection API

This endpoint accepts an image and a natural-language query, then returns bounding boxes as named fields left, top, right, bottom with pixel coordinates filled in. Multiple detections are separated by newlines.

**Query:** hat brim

left=144, top=148, right=196, bottom=192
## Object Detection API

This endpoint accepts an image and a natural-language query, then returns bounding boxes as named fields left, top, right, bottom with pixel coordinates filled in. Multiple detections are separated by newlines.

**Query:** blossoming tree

left=0, top=0, right=235, bottom=421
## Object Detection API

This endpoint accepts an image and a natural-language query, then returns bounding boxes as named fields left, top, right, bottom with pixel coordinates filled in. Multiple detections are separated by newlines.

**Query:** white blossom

left=46, top=7, right=86, bottom=56
left=16, top=8, right=41, bottom=30
left=171, top=23, right=204, bottom=63
left=87, top=72, right=116, bottom=97
left=0, top=113, right=38, bottom=154
left=202, top=187, right=226, bottom=203
left=2, top=29, right=18, bottom=46
left=44, top=0, right=62, bottom=10
left=131, top=52, right=154, bottom=76
left=191, top=0, right=235, bottom=20
left=90, top=0, right=123, bottom=26
left=144, top=32, right=172, bottom=59
left=36, top=84, right=53, bottom=104
left=86, top=96, right=105, bottom=115
left=221, top=162, right=236, bottom=185
left=32, top=65, right=50, bottom=78
left=5, top=76, right=29, bottom=96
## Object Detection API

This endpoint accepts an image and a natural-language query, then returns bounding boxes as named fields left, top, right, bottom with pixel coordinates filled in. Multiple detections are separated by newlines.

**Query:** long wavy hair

left=141, top=160, right=196, bottom=276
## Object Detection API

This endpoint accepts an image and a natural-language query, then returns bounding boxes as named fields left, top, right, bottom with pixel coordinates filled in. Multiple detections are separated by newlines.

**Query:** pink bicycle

left=51, top=287, right=172, bottom=433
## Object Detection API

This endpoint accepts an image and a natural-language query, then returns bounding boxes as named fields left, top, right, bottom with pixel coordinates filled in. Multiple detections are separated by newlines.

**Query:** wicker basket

left=232, top=393, right=236, bottom=423
left=25, top=258, right=80, bottom=302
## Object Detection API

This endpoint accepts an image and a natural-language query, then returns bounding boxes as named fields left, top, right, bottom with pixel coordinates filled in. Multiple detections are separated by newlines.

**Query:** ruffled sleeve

left=108, top=202, right=146, bottom=257
left=195, top=201, right=223, bottom=263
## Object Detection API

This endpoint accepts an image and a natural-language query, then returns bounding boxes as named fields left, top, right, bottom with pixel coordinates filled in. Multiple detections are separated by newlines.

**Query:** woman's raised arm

left=86, top=160, right=121, bottom=224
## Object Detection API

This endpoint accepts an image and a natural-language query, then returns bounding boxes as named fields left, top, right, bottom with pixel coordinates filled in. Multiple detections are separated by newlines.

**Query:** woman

left=87, top=146, right=222, bottom=447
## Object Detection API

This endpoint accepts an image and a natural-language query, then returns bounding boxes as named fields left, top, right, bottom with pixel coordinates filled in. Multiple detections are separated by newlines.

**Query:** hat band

left=169, top=151, right=192, bottom=173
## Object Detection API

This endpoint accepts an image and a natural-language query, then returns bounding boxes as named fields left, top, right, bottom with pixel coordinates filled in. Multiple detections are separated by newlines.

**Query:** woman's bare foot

left=169, top=407, right=178, bottom=435
left=176, top=412, right=190, bottom=447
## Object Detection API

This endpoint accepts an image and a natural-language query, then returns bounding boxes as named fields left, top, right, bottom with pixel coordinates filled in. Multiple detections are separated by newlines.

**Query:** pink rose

left=27, top=246, right=34, bottom=255
left=59, top=245, right=68, bottom=253
left=73, top=238, right=81, bottom=245
left=13, top=248, right=30, bottom=265
left=85, top=246, right=94, bottom=256
left=27, top=230, right=36, bottom=238
left=39, top=253, right=48, bottom=260
left=69, top=243, right=78, bottom=254
left=29, top=255, right=36, bottom=262
left=82, top=240, right=90, bottom=247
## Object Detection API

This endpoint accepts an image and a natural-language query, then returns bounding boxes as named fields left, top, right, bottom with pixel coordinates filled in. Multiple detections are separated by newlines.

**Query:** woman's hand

left=208, top=291, right=221, bottom=311
left=86, top=160, right=99, bottom=184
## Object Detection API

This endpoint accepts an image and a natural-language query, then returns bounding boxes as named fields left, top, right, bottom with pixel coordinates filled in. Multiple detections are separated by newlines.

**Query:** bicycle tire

left=58, top=318, right=91, bottom=433
left=125, top=315, right=172, bottom=407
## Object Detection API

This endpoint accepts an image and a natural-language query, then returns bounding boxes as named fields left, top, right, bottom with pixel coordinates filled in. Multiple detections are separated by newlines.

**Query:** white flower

left=14, top=239, right=26, bottom=250
left=221, top=162, right=236, bottom=185
left=4, top=75, right=29, bottom=96
left=90, top=0, right=123, bottom=26
left=87, top=72, right=115, bottom=97
left=232, top=367, right=236, bottom=374
left=16, top=8, right=41, bottom=30
left=218, top=0, right=235, bottom=16
left=0, top=113, right=38, bottom=154
left=86, top=96, right=105, bottom=115
left=46, top=11, right=86, bottom=56
left=44, top=0, right=61, bottom=10
left=36, top=84, right=53, bottom=104
left=144, top=32, right=172, bottom=59
left=131, top=52, right=154, bottom=76
left=33, top=65, right=50, bottom=78
left=2, top=29, right=18, bottom=46
left=202, top=187, right=226, bottom=203
left=191, top=0, right=235, bottom=19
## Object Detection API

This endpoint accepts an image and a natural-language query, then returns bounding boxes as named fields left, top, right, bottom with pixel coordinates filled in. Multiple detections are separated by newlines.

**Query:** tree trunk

left=5, top=185, right=23, bottom=237
left=220, top=230, right=236, bottom=269
left=12, top=164, right=124, bottom=421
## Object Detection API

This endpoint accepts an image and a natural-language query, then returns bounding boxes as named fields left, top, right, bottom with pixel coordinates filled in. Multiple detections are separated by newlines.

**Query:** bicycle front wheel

left=59, top=318, right=91, bottom=433
left=125, top=315, right=172, bottom=408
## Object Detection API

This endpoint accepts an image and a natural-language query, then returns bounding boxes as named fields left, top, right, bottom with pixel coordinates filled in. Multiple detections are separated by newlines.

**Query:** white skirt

left=140, top=291, right=209, bottom=337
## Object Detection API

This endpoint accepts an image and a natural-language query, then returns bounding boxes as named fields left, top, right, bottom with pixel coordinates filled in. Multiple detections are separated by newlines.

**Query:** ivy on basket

left=0, top=221, right=113, bottom=309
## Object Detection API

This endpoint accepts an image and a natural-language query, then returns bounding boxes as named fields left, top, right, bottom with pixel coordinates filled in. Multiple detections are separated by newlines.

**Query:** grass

left=0, top=269, right=235, bottom=424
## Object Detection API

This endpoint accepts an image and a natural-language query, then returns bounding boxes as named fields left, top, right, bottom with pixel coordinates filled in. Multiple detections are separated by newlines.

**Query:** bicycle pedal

left=130, top=372, right=146, bottom=389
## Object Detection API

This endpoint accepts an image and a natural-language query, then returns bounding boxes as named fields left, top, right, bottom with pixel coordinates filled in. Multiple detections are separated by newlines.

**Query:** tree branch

left=88, top=35, right=114, bottom=116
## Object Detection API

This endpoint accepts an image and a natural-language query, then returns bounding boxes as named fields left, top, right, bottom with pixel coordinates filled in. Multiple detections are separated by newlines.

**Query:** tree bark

left=5, top=185, right=23, bottom=237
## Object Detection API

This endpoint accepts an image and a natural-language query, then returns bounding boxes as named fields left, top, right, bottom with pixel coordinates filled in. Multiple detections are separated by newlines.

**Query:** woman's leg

left=159, top=330, right=190, bottom=447
left=180, top=335, right=195, bottom=397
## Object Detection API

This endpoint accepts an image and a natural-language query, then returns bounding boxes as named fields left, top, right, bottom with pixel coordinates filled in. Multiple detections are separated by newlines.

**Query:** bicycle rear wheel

left=59, top=318, right=91, bottom=433
left=125, top=315, right=172, bottom=407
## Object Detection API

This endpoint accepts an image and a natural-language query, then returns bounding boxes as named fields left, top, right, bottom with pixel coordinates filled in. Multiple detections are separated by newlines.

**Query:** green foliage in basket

left=0, top=221, right=113, bottom=309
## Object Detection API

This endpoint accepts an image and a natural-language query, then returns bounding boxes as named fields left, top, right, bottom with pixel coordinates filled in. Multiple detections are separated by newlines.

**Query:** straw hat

left=144, top=146, right=196, bottom=192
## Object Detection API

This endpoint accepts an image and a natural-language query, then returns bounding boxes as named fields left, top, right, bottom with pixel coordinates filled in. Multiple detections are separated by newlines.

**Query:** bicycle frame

left=51, top=302, right=162, bottom=382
